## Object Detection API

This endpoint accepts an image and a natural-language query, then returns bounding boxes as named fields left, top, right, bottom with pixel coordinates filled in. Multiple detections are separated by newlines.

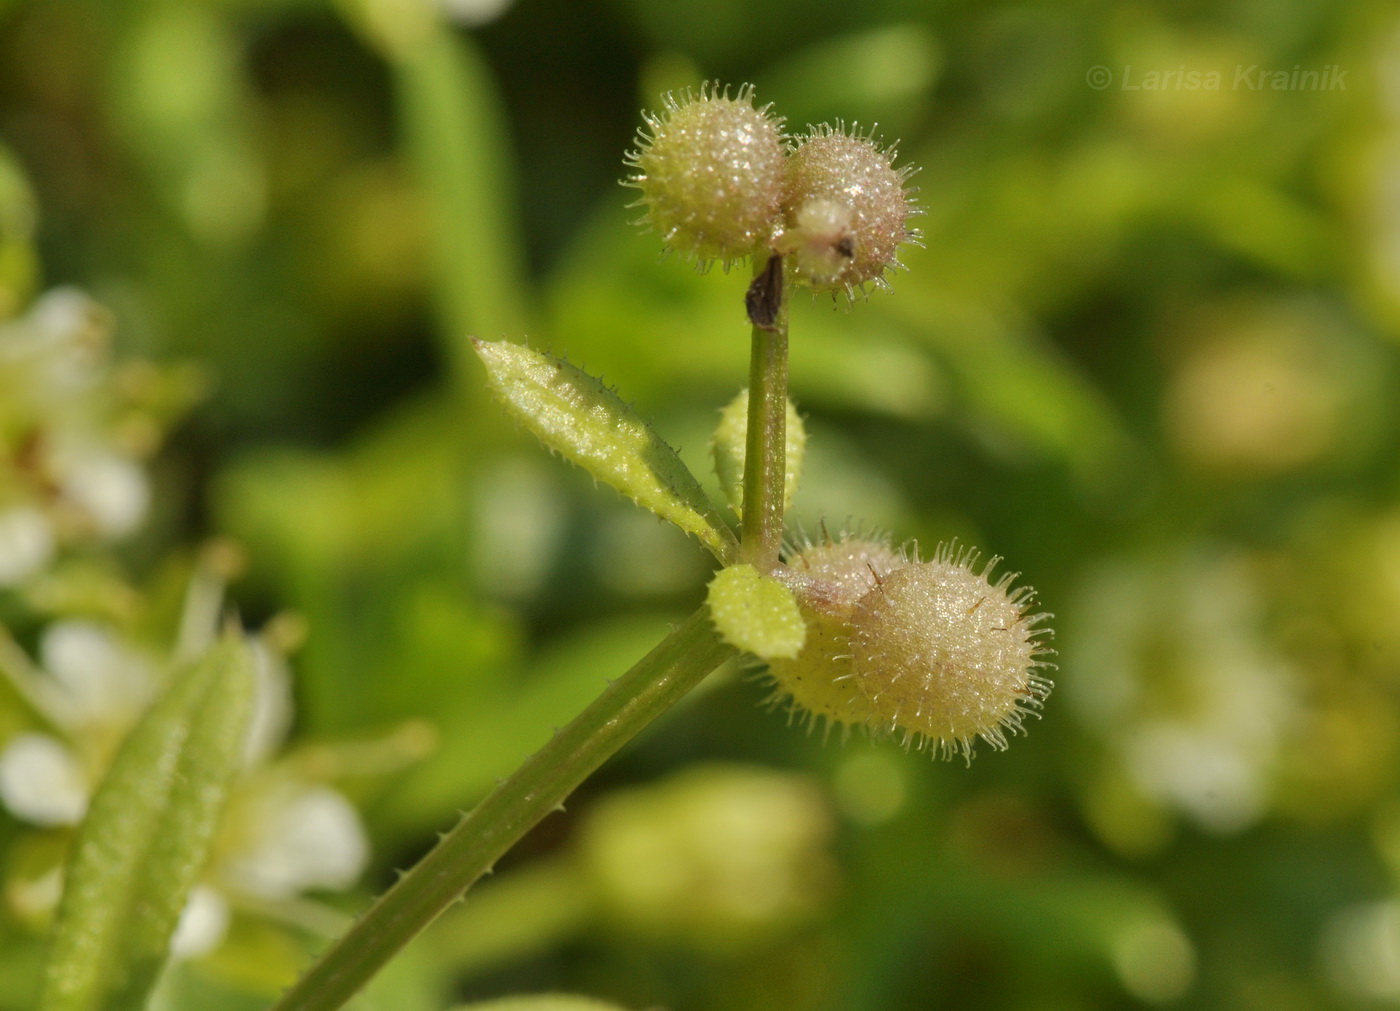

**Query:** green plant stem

left=740, top=254, right=791, bottom=574
left=271, top=608, right=735, bottom=1011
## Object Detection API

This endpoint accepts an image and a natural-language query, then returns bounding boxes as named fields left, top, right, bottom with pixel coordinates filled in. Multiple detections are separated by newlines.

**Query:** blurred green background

left=4, top=0, right=1400, bottom=1008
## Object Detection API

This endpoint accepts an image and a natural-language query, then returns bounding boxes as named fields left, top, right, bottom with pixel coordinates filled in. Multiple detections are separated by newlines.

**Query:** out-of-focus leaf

left=0, top=144, right=38, bottom=318
left=0, top=926, right=43, bottom=1011
left=889, top=290, right=1132, bottom=488
left=760, top=24, right=941, bottom=137
left=474, top=339, right=737, bottom=562
left=1186, top=175, right=1334, bottom=278
left=39, top=637, right=255, bottom=1011
left=427, top=861, right=593, bottom=979
left=395, top=28, right=530, bottom=381
left=217, top=395, right=518, bottom=731
left=109, top=4, right=264, bottom=247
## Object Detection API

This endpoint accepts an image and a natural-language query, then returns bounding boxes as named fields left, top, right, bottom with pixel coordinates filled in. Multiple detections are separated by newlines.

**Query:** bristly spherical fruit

left=624, top=83, right=786, bottom=270
left=848, top=544, right=1053, bottom=762
left=778, top=124, right=919, bottom=298
left=767, top=535, right=905, bottom=730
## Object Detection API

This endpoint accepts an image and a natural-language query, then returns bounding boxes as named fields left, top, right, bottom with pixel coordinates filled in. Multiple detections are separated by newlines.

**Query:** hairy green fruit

left=779, top=125, right=918, bottom=297
left=625, top=83, right=786, bottom=269
left=767, top=538, right=1053, bottom=759
left=849, top=545, right=1053, bottom=761
left=767, top=536, right=905, bottom=729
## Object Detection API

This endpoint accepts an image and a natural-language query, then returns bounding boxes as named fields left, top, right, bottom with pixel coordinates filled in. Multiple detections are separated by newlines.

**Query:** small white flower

left=1127, top=725, right=1265, bottom=835
left=0, top=507, right=54, bottom=587
left=39, top=620, right=156, bottom=729
left=1068, top=551, right=1295, bottom=834
left=243, top=640, right=294, bottom=766
left=170, top=885, right=231, bottom=958
left=223, top=785, right=368, bottom=899
left=0, top=733, right=89, bottom=826
left=1, top=287, right=106, bottom=395
left=30, top=287, right=101, bottom=345
left=57, top=449, right=150, bottom=538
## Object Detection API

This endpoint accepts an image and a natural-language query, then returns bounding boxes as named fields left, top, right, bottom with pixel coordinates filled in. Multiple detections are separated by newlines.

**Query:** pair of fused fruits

left=625, top=83, right=919, bottom=297
left=769, top=535, right=1054, bottom=761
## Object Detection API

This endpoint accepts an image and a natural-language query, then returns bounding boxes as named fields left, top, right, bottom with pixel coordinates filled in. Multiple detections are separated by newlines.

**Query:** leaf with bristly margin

left=710, top=388, right=805, bottom=515
left=473, top=339, right=737, bottom=562
left=707, top=564, right=806, bottom=660
left=39, top=636, right=255, bottom=1011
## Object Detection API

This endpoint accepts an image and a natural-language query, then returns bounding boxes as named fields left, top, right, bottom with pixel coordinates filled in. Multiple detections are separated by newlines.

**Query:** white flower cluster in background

left=1067, top=550, right=1298, bottom=842
left=0, top=288, right=168, bottom=586
left=0, top=287, right=378, bottom=960
left=0, top=593, right=372, bottom=959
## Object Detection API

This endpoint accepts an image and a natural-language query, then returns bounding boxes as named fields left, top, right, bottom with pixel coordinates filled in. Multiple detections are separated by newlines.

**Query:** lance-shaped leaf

left=707, top=563, right=806, bottom=661
left=710, top=388, right=805, bottom=515
left=474, top=339, right=738, bottom=562
left=39, top=635, right=255, bottom=1011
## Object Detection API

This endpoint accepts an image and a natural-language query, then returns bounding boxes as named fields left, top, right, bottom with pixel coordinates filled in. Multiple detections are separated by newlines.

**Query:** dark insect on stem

left=745, top=252, right=784, bottom=330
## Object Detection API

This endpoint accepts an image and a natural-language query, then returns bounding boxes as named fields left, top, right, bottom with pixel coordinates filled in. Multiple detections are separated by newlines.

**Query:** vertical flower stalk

left=741, top=253, right=790, bottom=573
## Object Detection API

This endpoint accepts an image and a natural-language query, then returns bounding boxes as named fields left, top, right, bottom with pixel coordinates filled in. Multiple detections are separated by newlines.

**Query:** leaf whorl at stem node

left=707, top=563, right=806, bottom=662
left=768, top=535, right=1054, bottom=760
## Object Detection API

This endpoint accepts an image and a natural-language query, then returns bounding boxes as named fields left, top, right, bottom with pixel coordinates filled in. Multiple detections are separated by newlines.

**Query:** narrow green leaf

left=473, top=339, right=738, bottom=562
left=710, top=388, right=805, bottom=515
left=707, top=564, right=806, bottom=661
left=39, top=635, right=255, bottom=1011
